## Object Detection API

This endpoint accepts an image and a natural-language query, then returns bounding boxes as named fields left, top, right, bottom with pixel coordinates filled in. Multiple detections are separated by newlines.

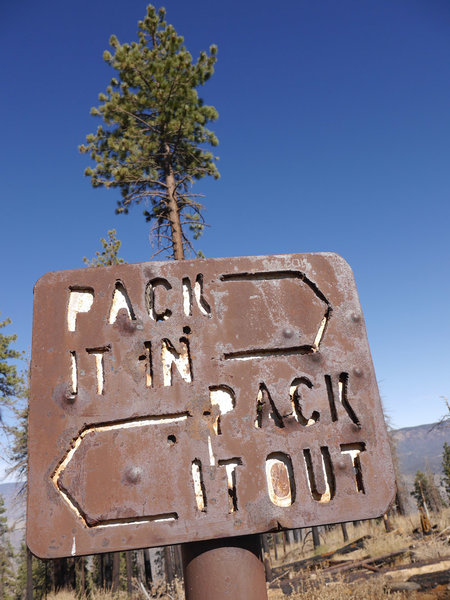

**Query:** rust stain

left=271, top=463, right=290, bottom=499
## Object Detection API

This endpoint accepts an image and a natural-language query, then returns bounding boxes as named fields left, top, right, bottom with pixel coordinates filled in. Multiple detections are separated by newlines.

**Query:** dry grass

left=267, top=509, right=450, bottom=599
left=272, top=508, right=450, bottom=567
left=267, top=573, right=410, bottom=599
left=45, top=593, right=134, bottom=600
left=45, top=580, right=185, bottom=600
left=43, top=578, right=410, bottom=600
left=40, top=510, right=450, bottom=599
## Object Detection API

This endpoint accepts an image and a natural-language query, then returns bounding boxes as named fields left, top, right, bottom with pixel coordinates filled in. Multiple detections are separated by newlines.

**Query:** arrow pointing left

left=52, top=413, right=190, bottom=528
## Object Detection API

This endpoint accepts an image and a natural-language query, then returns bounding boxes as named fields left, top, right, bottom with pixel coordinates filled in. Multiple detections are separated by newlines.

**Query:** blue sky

left=1, top=0, right=449, bottom=471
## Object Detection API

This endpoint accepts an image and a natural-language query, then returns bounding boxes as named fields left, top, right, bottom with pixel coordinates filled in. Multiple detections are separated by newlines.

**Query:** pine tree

left=0, top=316, right=23, bottom=410
left=442, top=442, right=450, bottom=503
left=0, top=314, right=26, bottom=491
left=7, top=399, right=28, bottom=485
left=80, top=4, right=219, bottom=260
left=411, top=470, right=445, bottom=513
left=83, top=229, right=125, bottom=267
left=384, top=412, right=408, bottom=514
left=13, top=543, right=27, bottom=600
left=1, top=316, right=27, bottom=489
left=13, top=544, right=54, bottom=600
left=0, top=494, right=15, bottom=600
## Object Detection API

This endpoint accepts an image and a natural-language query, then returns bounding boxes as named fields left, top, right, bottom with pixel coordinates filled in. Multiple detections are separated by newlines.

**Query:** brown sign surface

left=27, top=253, right=395, bottom=558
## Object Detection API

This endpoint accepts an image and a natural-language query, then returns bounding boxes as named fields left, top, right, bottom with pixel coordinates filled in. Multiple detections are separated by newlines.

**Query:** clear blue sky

left=1, top=0, right=449, bottom=458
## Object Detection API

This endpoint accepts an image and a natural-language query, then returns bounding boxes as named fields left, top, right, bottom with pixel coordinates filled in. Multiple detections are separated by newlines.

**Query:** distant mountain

left=391, top=421, right=448, bottom=479
left=0, top=481, right=26, bottom=553
left=390, top=421, right=448, bottom=513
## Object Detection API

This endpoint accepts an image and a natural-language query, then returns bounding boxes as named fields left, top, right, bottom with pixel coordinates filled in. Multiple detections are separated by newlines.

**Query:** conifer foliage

left=0, top=317, right=23, bottom=409
left=1, top=315, right=27, bottom=482
left=411, top=470, right=445, bottom=513
left=442, top=442, right=450, bottom=503
left=0, top=494, right=14, bottom=599
left=80, top=5, right=219, bottom=260
left=83, top=229, right=125, bottom=267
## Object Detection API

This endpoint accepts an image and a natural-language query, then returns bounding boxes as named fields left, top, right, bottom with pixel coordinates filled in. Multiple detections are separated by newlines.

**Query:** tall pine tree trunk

left=26, top=548, right=33, bottom=600
left=164, top=144, right=184, bottom=260
left=312, top=526, right=320, bottom=549
left=164, top=545, right=174, bottom=584
left=126, top=551, right=133, bottom=597
left=79, top=557, right=85, bottom=598
left=112, top=552, right=120, bottom=594
left=136, top=550, right=147, bottom=591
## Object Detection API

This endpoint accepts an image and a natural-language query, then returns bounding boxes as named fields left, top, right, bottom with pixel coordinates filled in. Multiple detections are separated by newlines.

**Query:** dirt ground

left=42, top=511, right=450, bottom=599
left=266, top=510, right=450, bottom=599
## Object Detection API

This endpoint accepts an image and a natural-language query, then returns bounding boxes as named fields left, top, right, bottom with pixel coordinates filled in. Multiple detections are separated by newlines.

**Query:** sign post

left=27, top=253, right=395, bottom=595
left=182, top=536, right=267, bottom=599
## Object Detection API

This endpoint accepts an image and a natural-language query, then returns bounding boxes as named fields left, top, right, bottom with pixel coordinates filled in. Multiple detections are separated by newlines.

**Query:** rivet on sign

left=282, top=328, right=294, bottom=339
left=353, top=367, right=363, bottom=377
left=311, top=352, right=321, bottom=362
left=337, top=460, right=346, bottom=470
left=64, top=388, right=76, bottom=403
left=351, top=312, right=361, bottom=323
left=125, top=466, right=142, bottom=484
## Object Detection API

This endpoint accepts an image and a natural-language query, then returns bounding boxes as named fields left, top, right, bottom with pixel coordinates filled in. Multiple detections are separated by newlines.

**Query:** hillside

left=391, top=421, right=448, bottom=478
left=0, top=481, right=26, bottom=552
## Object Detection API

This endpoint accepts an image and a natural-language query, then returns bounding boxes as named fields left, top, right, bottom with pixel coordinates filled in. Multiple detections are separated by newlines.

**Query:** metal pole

left=182, top=535, right=268, bottom=600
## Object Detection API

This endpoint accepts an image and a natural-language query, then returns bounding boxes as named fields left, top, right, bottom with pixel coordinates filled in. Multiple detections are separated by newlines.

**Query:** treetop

left=80, top=3, right=219, bottom=259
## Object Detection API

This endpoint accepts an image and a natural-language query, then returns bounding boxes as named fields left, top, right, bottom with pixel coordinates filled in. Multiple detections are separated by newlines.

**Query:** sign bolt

left=125, top=466, right=142, bottom=484
left=64, top=388, right=76, bottom=403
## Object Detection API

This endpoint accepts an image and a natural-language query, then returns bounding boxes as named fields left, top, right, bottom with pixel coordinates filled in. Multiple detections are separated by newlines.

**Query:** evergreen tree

left=0, top=314, right=26, bottom=486
left=13, top=544, right=54, bottom=600
left=1, top=316, right=27, bottom=489
left=384, top=412, right=408, bottom=514
left=80, top=4, right=219, bottom=260
left=83, top=229, right=125, bottom=267
left=13, top=543, right=27, bottom=600
left=7, top=400, right=28, bottom=486
left=0, top=494, right=15, bottom=599
left=411, top=471, right=428, bottom=510
left=411, top=470, right=445, bottom=513
left=442, top=442, right=450, bottom=503
left=0, top=316, right=23, bottom=410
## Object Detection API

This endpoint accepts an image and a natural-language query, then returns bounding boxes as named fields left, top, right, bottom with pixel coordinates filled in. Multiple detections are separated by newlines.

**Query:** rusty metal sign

left=27, top=253, right=395, bottom=558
